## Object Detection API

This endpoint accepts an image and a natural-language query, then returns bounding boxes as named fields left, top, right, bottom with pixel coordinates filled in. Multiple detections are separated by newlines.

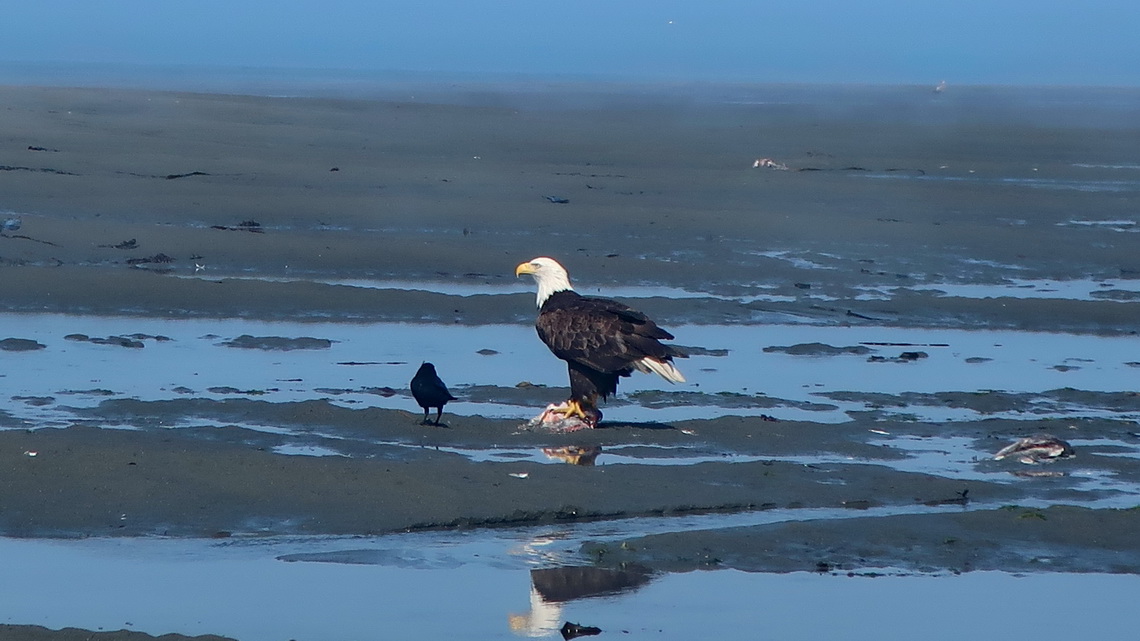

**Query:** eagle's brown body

left=536, top=289, right=682, bottom=403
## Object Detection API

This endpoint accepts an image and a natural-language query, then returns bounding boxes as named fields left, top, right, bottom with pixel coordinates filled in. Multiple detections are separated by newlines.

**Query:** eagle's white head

left=515, top=256, right=574, bottom=308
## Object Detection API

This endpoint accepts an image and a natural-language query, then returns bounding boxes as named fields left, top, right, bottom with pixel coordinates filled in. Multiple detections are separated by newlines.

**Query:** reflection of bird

left=542, top=445, right=602, bottom=466
left=410, top=362, right=456, bottom=425
left=508, top=586, right=564, bottom=638
left=994, top=433, right=1074, bottom=464
left=515, top=257, right=685, bottom=428
left=509, top=566, right=650, bottom=637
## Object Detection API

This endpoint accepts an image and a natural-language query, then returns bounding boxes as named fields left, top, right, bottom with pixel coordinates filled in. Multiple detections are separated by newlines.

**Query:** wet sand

left=1, top=84, right=1137, bottom=330
left=1, top=83, right=1139, bottom=639
left=0, top=625, right=235, bottom=641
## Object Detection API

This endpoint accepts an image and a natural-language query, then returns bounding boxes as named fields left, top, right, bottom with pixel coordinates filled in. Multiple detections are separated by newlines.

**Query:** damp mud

left=0, top=82, right=1138, bottom=640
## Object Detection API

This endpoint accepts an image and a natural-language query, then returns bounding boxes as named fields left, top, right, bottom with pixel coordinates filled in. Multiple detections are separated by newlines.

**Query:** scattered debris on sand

left=210, top=220, right=264, bottom=233
left=752, top=157, right=788, bottom=170
left=994, top=433, right=1075, bottom=464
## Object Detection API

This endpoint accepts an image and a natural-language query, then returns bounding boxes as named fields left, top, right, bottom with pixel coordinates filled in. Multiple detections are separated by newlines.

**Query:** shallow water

left=5, top=311, right=1139, bottom=518
left=3, top=313, right=1135, bottom=430
left=898, top=277, right=1140, bottom=301
left=176, top=265, right=1140, bottom=303
left=2, top=533, right=1137, bottom=641
left=859, top=170, right=1140, bottom=194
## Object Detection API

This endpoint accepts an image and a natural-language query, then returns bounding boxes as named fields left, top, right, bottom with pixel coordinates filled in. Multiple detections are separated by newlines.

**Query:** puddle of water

left=1, top=533, right=1137, bottom=641
left=997, top=177, right=1140, bottom=192
left=174, top=274, right=535, bottom=296
left=699, top=324, right=1137, bottom=421
left=861, top=172, right=1140, bottom=193
left=1075, top=438, right=1140, bottom=460
left=432, top=442, right=780, bottom=467
left=173, top=272, right=806, bottom=305
left=173, top=265, right=1140, bottom=310
left=2, top=314, right=1136, bottom=429
left=750, top=250, right=838, bottom=271
left=1072, top=163, right=1140, bottom=170
left=870, top=434, right=1140, bottom=502
left=271, top=443, right=344, bottom=457
left=1061, top=218, right=1138, bottom=232
left=897, top=278, right=1140, bottom=301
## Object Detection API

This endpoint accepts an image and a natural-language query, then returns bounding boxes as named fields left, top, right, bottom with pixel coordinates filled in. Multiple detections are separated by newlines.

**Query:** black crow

left=410, top=362, right=456, bottom=425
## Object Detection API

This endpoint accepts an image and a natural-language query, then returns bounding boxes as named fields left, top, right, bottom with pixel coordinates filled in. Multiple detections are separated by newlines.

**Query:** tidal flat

left=0, top=82, right=1138, bottom=640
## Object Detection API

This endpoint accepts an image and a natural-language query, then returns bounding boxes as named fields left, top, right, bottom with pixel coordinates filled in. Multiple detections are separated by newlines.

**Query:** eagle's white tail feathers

left=636, top=357, right=686, bottom=384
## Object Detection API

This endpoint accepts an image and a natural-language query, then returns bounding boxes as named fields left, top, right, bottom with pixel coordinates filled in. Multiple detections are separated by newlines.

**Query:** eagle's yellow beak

left=515, top=262, right=537, bottom=277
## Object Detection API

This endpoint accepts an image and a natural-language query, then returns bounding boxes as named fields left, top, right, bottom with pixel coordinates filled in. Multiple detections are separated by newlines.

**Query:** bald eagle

left=515, top=257, right=686, bottom=428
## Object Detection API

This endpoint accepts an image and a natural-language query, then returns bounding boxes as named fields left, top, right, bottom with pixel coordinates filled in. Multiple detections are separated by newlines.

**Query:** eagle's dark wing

left=536, top=294, right=677, bottom=375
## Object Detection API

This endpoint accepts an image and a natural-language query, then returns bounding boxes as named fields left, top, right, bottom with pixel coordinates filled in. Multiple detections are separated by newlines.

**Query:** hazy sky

left=4, top=1, right=1139, bottom=85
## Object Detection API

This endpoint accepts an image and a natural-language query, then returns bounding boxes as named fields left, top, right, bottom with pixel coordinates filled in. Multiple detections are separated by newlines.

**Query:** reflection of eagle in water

left=515, top=257, right=686, bottom=428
